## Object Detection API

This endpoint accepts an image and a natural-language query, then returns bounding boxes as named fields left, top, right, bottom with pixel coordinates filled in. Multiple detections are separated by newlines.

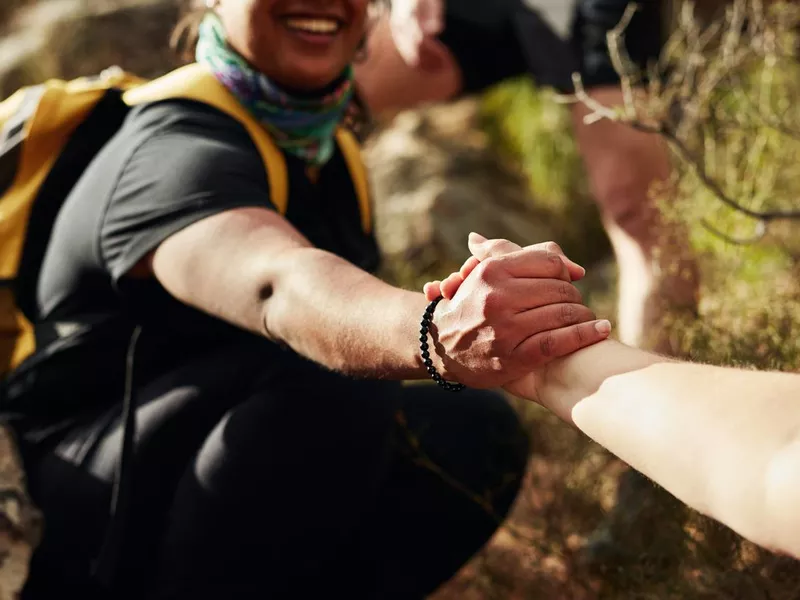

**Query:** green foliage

left=480, top=78, right=612, bottom=268
left=435, top=3, right=800, bottom=599
left=481, top=78, right=584, bottom=209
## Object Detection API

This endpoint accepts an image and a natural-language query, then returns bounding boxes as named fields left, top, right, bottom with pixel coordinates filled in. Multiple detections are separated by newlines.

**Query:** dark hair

left=171, top=0, right=387, bottom=62
left=170, top=3, right=208, bottom=63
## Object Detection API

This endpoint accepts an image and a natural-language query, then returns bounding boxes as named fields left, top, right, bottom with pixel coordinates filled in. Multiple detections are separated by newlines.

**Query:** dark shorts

left=439, top=0, right=664, bottom=94
left=15, top=348, right=530, bottom=600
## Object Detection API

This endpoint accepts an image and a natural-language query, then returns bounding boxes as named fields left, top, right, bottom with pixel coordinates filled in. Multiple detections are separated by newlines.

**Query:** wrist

left=418, top=296, right=465, bottom=392
left=539, top=340, right=671, bottom=422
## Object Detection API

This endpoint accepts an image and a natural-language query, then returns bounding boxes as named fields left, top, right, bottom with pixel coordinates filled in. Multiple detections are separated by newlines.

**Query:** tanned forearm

left=152, top=209, right=434, bottom=381
left=541, top=340, right=800, bottom=559
left=262, top=246, right=430, bottom=380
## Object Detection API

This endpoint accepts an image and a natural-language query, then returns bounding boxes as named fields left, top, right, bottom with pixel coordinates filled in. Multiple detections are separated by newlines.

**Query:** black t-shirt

left=5, top=99, right=378, bottom=418
left=439, top=0, right=664, bottom=94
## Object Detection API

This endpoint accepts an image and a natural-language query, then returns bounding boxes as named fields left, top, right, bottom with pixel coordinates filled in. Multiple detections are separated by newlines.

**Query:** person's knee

left=401, top=387, right=529, bottom=513
left=462, top=389, right=530, bottom=462
left=467, top=390, right=530, bottom=483
left=191, top=371, right=400, bottom=501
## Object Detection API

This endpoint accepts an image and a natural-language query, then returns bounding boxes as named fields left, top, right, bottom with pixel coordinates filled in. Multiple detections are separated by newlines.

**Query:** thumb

left=468, top=232, right=523, bottom=261
left=468, top=234, right=587, bottom=281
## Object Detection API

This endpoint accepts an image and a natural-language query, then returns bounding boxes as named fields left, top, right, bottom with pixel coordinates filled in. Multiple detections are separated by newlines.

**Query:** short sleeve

left=571, top=0, right=664, bottom=88
left=100, top=109, right=274, bottom=283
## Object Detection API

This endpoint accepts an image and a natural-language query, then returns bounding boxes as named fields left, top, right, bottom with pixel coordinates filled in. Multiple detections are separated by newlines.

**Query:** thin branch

left=700, top=218, right=767, bottom=246
left=606, top=2, right=641, bottom=120
left=559, top=0, right=800, bottom=236
left=645, top=122, right=800, bottom=222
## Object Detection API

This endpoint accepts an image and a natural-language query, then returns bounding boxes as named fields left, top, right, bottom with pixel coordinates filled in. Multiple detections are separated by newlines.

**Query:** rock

left=1, top=0, right=182, bottom=100
left=364, top=99, right=557, bottom=284
left=0, top=425, right=41, bottom=600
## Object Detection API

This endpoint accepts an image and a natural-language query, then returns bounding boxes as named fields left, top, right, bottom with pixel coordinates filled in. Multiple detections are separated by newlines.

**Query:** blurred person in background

left=358, top=0, right=700, bottom=562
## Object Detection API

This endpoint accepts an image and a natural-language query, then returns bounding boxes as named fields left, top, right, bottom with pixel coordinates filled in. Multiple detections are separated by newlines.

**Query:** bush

left=431, top=2, right=800, bottom=598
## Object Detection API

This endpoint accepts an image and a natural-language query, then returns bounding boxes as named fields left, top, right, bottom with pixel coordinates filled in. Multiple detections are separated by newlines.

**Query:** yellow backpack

left=0, top=63, right=372, bottom=378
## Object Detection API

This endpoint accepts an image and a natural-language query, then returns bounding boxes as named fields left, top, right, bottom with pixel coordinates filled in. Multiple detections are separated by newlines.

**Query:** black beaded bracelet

left=420, top=297, right=466, bottom=392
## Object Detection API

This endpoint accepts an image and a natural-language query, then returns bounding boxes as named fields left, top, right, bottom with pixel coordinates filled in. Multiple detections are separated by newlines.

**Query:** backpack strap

left=123, top=64, right=373, bottom=234
left=122, top=64, right=289, bottom=215
left=335, top=128, right=372, bottom=234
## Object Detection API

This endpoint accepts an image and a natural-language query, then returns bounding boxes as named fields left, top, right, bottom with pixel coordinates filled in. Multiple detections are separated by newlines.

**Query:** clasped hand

left=421, top=233, right=611, bottom=396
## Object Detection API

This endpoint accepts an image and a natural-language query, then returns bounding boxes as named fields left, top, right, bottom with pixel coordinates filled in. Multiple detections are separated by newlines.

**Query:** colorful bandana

left=196, top=13, right=355, bottom=166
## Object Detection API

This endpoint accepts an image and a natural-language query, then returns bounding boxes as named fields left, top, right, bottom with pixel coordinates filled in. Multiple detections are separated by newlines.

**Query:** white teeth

left=286, top=18, right=340, bottom=34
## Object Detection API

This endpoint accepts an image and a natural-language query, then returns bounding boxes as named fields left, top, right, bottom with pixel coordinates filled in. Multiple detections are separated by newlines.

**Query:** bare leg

left=571, top=87, right=699, bottom=354
left=571, top=87, right=700, bottom=563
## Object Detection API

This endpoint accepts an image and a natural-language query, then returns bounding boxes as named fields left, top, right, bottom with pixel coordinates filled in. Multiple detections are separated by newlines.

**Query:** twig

left=700, top=218, right=767, bottom=246
left=562, top=0, right=800, bottom=236
left=606, top=2, right=641, bottom=120
left=638, top=121, right=800, bottom=223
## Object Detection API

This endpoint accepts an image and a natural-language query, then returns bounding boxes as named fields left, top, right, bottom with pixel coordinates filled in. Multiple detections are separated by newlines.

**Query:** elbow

left=255, top=246, right=335, bottom=345
left=257, top=281, right=279, bottom=342
left=252, top=246, right=309, bottom=344
left=762, top=437, right=800, bottom=560
left=255, top=249, right=304, bottom=344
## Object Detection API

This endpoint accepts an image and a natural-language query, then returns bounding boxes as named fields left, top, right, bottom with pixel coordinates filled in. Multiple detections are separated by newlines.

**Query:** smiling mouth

left=284, top=17, right=343, bottom=35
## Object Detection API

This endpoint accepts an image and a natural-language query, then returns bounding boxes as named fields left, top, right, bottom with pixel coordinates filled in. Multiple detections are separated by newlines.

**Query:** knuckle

left=546, top=251, right=564, bottom=274
left=560, top=303, right=577, bottom=324
left=486, top=239, right=511, bottom=254
left=539, top=332, right=555, bottom=358
left=479, top=257, right=500, bottom=276
left=545, top=241, right=563, bottom=255
left=559, top=282, right=572, bottom=302
left=481, top=289, right=504, bottom=317
left=575, top=322, right=587, bottom=344
left=473, top=260, right=493, bottom=282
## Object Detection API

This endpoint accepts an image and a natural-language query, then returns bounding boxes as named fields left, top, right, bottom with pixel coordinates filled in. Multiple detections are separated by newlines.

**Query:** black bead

left=419, top=298, right=463, bottom=392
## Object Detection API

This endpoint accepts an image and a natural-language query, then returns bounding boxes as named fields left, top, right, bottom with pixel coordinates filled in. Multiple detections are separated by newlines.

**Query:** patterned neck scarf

left=196, top=13, right=355, bottom=166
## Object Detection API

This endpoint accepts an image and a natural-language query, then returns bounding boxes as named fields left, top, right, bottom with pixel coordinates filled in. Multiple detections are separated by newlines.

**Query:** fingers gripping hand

left=424, top=233, right=586, bottom=302
left=424, top=234, right=612, bottom=388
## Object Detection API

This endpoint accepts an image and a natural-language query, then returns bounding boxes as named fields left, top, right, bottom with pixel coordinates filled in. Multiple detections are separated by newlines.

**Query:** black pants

left=17, top=349, right=529, bottom=599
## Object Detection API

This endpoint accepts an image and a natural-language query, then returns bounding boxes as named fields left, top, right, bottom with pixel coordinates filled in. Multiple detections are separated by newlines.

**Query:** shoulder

left=114, top=99, right=269, bottom=194
left=98, top=99, right=277, bottom=280
left=123, top=99, right=263, bottom=166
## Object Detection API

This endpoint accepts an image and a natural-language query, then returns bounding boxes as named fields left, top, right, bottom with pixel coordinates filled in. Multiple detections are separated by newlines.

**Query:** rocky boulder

left=364, top=99, right=561, bottom=285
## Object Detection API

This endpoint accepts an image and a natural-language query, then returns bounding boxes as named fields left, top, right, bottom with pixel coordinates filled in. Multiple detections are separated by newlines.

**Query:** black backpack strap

left=92, top=324, right=141, bottom=591
left=14, top=90, right=130, bottom=323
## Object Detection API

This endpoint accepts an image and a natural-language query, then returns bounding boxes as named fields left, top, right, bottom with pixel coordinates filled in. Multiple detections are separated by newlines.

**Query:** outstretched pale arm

left=540, top=340, right=800, bottom=560
left=427, top=234, right=800, bottom=560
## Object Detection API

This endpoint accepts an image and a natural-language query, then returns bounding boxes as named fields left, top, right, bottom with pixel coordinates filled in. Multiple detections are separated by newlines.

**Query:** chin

left=276, top=60, right=350, bottom=92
